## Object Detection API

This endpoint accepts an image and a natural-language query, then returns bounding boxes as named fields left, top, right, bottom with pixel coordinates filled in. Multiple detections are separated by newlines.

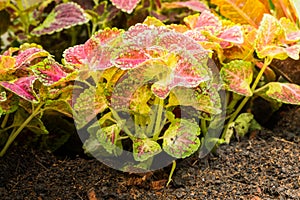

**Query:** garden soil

left=0, top=106, right=299, bottom=200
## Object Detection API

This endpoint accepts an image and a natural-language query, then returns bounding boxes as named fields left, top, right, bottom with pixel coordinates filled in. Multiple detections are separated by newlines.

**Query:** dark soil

left=0, top=106, right=299, bottom=200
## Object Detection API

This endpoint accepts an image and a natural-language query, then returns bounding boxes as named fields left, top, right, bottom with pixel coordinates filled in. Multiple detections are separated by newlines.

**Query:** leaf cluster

left=0, top=0, right=299, bottom=182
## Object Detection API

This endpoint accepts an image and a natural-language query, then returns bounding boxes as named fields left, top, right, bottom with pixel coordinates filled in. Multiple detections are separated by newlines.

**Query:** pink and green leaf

left=163, top=119, right=201, bottom=158
left=223, top=27, right=256, bottom=61
left=114, top=50, right=150, bottom=69
left=0, top=76, right=38, bottom=102
left=133, top=138, right=161, bottom=162
left=184, top=11, right=221, bottom=30
left=217, top=26, right=244, bottom=44
left=162, top=0, right=209, bottom=12
left=110, top=61, right=169, bottom=110
left=63, top=44, right=87, bottom=69
left=255, top=82, right=300, bottom=105
left=63, top=28, right=123, bottom=70
left=255, top=14, right=282, bottom=47
left=279, top=17, right=300, bottom=42
left=30, top=58, right=68, bottom=86
left=183, top=12, right=244, bottom=49
left=254, top=14, right=300, bottom=60
left=256, top=45, right=300, bottom=60
left=151, top=59, right=210, bottom=99
left=220, top=60, right=253, bottom=96
left=31, top=2, right=89, bottom=36
left=114, top=25, right=211, bottom=98
left=96, top=124, right=122, bottom=154
left=110, top=0, right=141, bottom=14
left=285, top=45, right=300, bottom=60
left=14, top=47, right=49, bottom=69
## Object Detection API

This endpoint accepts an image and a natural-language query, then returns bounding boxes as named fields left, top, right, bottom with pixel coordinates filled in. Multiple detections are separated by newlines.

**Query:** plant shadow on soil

left=0, top=105, right=299, bottom=200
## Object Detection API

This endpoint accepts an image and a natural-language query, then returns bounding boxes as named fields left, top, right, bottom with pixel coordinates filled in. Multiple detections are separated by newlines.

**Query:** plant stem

left=0, top=103, right=44, bottom=157
left=221, top=57, right=273, bottom=139
left=152, top=97, right=164, bottom=141
left=166, top=160, right=176, bottom=186
left=146, top=97, right=159, bottom=136
left=1, top=113, right=9, bottom=129
left=110, top=108, right=134, bottom=138
left=200, top=119, right=207, bottom=136
left=226, top=93, right=243, bottom=115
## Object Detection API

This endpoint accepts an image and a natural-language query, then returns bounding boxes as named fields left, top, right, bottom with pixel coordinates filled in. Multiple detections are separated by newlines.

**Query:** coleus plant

left=0, top=0, right=300, bottom=186
left=65, top=11, right=300, bottom=183
left=0, top=43, right=77, bottom=156
left=64, top=23, right=224, bottom=184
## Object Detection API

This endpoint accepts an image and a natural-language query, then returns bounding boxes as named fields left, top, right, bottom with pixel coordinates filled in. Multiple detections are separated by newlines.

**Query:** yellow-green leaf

left=220, top=60, right=253, bottom=96
left=255, top=82, right=300, bottom=105
left=210, top=0, right=270, bottom=27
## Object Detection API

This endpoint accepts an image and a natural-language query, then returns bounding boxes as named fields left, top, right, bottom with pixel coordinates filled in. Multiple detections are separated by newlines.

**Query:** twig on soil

left=272, top=136, right=296, bottom=145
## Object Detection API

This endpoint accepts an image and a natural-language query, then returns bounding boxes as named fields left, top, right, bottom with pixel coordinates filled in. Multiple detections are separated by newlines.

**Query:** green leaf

left=44, top=99, right=73, bottom=118
left=163, top=119, right=200, bottom=158
left=220, top=60, right=253, bottom=96
left=234, top=113, right=254, bottom=137
left=255, top=82, right=300, bottom=105
left=167, top=86, right=222, bottom=115
left=223, top=122, right=235, bottom=144
left=96, top=124, right=123, bottom=155
left=0, top=90, right=6, bottom=102
left=83, top=132, right=116, bottom=157
left=73, top=86, right=108, bottom=129
left=13, top=107, right=48, bottom=135
left=133, top=138, right=161, bottom=162
left=40, top=112, right=74, bottom=152
left=47, top=85, right=75, bottom=103
left=130, top=85, right=153, bottom=115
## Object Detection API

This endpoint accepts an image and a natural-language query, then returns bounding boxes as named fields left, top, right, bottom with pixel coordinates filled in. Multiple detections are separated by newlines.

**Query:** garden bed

left=1, top=106, right=299, bottom=199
